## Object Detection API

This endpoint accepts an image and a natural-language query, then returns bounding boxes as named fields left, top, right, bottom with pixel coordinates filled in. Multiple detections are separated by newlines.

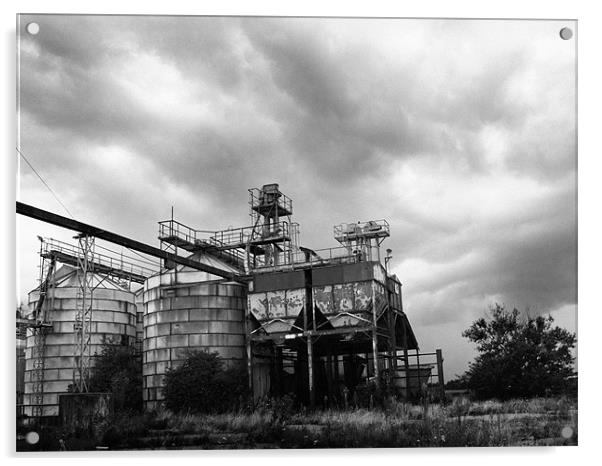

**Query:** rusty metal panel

left=285, top=288, right=305, bottom=317
left=373, top=281, right=386, bottom=309
left=249, top=292, right=269, bottom=321
left=313, top=285, right=333, bottom=314
left=333, top=283, right=355, bottom=311
left=261, top=320, right=293, bottom=334
left=354, top=282, right=373, bottom=310
left=329, top=313, right=364, bottom=328
left=332, top=284, right=343, bottom=311
left=267, top=291, right=287, bottom=318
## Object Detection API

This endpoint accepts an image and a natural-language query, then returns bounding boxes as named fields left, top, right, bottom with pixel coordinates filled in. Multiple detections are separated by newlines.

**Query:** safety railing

left=158, top=219, right=214, bottom=246
left=334, top=219, right=390, bottom=242
left=252, top=243, right=383, bottom=271
left=212, top=221, right=298, bottom=247
left=41, top=237, right=159, bottom=279
left=204, top=236, right=247, bottom=264
left=249, top=187, right=293, bottom=215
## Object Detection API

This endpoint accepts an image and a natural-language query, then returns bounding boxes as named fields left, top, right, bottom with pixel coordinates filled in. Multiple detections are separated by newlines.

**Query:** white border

left=2, top=1, right=600, bottom=465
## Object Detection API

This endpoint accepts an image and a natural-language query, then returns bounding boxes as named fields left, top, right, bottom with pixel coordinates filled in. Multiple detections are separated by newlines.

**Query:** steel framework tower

left=73, top=235, right=95, bottom=392
left=247, top=183, right=298, bottom=269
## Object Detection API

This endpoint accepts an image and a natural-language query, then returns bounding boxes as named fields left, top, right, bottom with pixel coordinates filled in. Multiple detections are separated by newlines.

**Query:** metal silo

left=23, top=264, right=137, bottom=418
left=134, top=287, right=144, bottom=354
left=142, top=252, right=246, bottom=411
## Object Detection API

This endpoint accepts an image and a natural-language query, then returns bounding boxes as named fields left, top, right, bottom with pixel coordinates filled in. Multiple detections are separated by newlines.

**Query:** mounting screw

left=559, top=27, right=573, bottom=40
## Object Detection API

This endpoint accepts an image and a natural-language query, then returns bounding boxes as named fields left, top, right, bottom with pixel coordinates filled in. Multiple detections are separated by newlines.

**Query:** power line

left=16, top=147, right=75, bottom=219
left=17, top=148, right=161, bottom=269
left=92, top=236, right=160, bottom=267
left=125, top=246, right=161, bottom=268
left=94, top=241, right=159, bottom=268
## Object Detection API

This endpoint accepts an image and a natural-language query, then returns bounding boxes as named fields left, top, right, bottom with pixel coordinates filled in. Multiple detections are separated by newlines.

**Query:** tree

left=162, top=350, right=248, bottom=414
left=88, top=345, right=142, bottom=412
left=462, top=304, right=576, bottom=400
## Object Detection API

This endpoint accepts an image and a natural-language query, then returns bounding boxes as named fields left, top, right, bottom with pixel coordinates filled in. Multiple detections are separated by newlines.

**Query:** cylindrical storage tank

left=16, top=341, right=26, bottom=411
left=23, top=265, right=137, bottom=418
left=142, top=257, right=246, bottom=411
left=134, top=288, right=144, bottom=354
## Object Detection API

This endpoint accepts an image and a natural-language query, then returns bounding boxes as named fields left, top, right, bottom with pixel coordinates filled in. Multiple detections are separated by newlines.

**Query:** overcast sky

left=17, top=15, right=576, bottom=377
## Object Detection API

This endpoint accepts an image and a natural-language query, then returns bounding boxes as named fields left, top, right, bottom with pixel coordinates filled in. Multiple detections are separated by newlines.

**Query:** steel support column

left=73, top=235, right=95, bottom=392
left=370, top=284, right=380, bottom=388
left=416, top=349, right=422, bottom=397
left=403, top=348, right=410, bottom=398
left=307, top=336, right=315, bottom=408
left=245, top=309, right=253, bottom=397
left=436, top=348, right=445, bottom=398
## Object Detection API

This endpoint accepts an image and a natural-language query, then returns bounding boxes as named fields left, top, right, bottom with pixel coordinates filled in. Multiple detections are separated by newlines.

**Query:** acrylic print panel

left=16, top=15, right=577, bottom=451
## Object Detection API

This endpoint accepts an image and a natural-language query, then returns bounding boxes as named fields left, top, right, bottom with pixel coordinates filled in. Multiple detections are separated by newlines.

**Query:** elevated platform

left=158, top=219, right=299, bottom=271
left=249, top=186, right=293, bottom=218
left=42, top=250, right=149, bottom=283
left=39, top=238, right=157, bottom=284
left=334, top=219, right=390, bottom=243
left=16, top=317, right=52, bottom=329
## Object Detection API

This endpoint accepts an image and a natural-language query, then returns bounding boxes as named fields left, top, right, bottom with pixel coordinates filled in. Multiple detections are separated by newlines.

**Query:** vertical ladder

left=31, top=251, right=57, bottom=418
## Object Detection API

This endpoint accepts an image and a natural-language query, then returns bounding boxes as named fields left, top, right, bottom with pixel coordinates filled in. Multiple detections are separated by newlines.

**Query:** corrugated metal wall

left=142, top=269, right=246, bottom=411
left=24, top=266, right=137, bottom=417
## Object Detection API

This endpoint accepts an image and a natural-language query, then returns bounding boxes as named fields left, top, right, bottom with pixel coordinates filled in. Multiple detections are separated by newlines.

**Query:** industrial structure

left=18, top=238, right=154, bottom=417
left=16, top=183, right=444, bottom=418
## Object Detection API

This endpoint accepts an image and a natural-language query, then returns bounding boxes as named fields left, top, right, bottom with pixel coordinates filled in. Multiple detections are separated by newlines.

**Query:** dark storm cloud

left=18, top=16, right=576, bottom=376
left=243, top=20, right=436, bottom=179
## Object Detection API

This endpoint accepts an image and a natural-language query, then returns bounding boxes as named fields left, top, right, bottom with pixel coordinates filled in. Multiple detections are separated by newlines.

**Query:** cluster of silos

left=23, top=264, right=137, bottom=417
left=141, top=252, right=246, bottom=411
left=22, top=253, right=249, bottom=415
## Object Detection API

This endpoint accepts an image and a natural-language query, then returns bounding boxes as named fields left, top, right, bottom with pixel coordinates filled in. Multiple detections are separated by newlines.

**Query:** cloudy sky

left=16, top=15, right=576, bottom=377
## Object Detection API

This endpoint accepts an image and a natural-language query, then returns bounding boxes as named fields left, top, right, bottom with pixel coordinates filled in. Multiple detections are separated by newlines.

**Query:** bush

left=162, top=350, right=249, bottom=414
left=88, top=345, right=142, bottom=413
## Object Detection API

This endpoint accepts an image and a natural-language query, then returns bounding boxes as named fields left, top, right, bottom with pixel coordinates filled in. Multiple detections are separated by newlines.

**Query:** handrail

left=41, top=237, right=159, bottom=279
left=334, top=219, right=390, bottom=242
left=248, top=187, right=293, bottom=214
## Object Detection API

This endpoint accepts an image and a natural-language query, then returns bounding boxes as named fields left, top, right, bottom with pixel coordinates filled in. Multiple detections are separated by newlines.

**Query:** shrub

left=162, top=350, right=249, bottom=414
left=88, top=345, right=142, bottom=413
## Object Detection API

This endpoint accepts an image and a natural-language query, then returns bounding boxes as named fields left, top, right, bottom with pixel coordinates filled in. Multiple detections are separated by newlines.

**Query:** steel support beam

left=249, top=325, right=374, bottom=342
left=17, top=202, right=243, bottom=282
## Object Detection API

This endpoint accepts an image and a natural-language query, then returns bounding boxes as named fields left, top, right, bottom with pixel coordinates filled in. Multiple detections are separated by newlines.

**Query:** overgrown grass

left=131, top=396, right=576, bottom=448
left=24, top=396, right=575, bottom=450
